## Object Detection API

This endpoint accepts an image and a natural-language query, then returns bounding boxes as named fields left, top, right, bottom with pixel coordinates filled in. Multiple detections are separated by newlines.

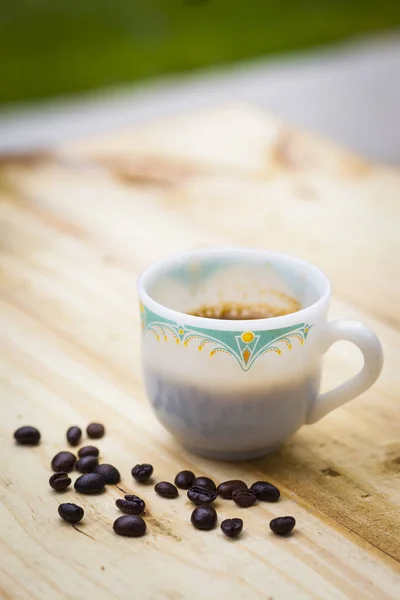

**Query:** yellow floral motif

left=262, top=348, right=282, bottom=356
left=178, top=328, right=184, bottom=335
left=281, top=339, right=293, bottom=351
left=241, top=331, right=255, bottom=343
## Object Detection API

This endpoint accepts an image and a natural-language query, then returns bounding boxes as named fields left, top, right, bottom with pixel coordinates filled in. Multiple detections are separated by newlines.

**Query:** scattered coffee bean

left=14, top=426, right=41, bottom=445
left=193, top=476, right=217, bottom=492
left=58, top=503, right=84, bottom=524
left=187, top=486, right=217, bottom=505
left=131, top=463, right=153, bottom=483
left=174, top=470, right=196, bottom=489
left=232, top=488, right=257, bottom=508
left=51, top=451, right=77, bottom=473
left=66, top=426, right=82, bottom=446
left=116, top=495, right=145, bottom=515
left=113, top=515, right=146, bottom=537
left=86, top=423, right=105, bottom=439
left=74, top=473, right=106, bottom=494
left=76, top=456, right=99, bottom=473
left=155, top=481, right=179, bottom=498
left=78, top=445, right=99, bottom=458
left=250, top=481, right=280, bottom=502
left=191, top=505, right=217, bottom=530
left=94, top=463, right=121, bottom=484
left=269, top=516, right=296, bottom=536
left=49, top=472, right=71, bottom=491
left=221, top=518, right=243, bottom=538
left=217, top=480, right=247, bottom=499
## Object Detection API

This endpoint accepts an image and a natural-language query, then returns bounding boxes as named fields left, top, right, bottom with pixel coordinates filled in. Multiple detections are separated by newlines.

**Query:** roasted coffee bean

left=217, top=480, right=247, bottom=499
left=116, top=495, right=145, bottom=515
left=174, top=470, right=196, bottom=489
left=74, top=472, right=106, bottom=494
left=76, top=455, right=99, bottom=473
left=155, top=481, right=178, bottom=498
left=51, top=451, right=76, bottom=472
left=191, top=505, right=217, bottom=530
left=131, top=463, right=153, bottom=483
left=49, top=472, right=71, bottom=491
left=78, top=445, right=99, bottom=458
left=232, top=488, right=257, bottom=508
left=250, top=481, right=280, bottom=502
left=187, top=486, right=217, bottom=505
left=221, top=518, right=243, bottom=538
left=66, top=426, right=82, bottom=446
left=193, top=477, right=216, bottom=492
left=86, top=423, right=105, bottom=439
left=94, top=463, right=121, bottom=484
left=58, top=503, right=84, bottom=524
left=270, top=516, right=296, bottom=536
left=14, top=426, right=41, bottom=445
left=113, top=515, right=146, bottom=537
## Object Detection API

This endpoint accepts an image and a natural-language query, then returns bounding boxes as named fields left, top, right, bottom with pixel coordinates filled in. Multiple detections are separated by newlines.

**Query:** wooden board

left=1, top=104, right=399, bottom=600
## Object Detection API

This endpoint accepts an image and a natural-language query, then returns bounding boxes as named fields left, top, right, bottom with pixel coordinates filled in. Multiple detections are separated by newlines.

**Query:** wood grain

left=1, top=104, right=399, bottom=600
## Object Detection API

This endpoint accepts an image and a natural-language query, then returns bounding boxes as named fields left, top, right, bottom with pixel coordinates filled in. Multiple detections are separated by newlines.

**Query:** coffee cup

left=138, top=249, right=383, bottom=460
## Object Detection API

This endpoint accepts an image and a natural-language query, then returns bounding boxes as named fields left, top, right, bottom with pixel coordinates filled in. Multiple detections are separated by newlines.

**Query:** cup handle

left=306, top=320, right=383, bottom=424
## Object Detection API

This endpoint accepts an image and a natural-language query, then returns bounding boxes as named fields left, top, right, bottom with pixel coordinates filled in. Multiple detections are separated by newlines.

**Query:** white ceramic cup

left=138, top=249, right=383, bottom=460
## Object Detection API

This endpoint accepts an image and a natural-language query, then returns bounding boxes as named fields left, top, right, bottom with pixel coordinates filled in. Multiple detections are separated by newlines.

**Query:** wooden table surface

left=1, top=105, right=399, bottom=600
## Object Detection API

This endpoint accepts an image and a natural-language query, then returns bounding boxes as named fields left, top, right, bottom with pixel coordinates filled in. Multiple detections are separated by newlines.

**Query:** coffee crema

left=189, top=299, right=301, bottom=320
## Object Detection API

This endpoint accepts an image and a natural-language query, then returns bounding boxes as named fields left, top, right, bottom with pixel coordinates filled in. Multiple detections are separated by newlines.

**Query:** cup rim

left=138, top=248, right=331, bottom=330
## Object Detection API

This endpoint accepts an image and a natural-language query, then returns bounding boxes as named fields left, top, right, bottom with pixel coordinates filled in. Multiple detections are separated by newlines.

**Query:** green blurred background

left=1, top=0, right=400, bottom=106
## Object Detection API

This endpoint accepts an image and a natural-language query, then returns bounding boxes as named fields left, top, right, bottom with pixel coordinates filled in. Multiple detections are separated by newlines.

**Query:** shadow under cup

left=139, top=250, right=330, bottom=460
